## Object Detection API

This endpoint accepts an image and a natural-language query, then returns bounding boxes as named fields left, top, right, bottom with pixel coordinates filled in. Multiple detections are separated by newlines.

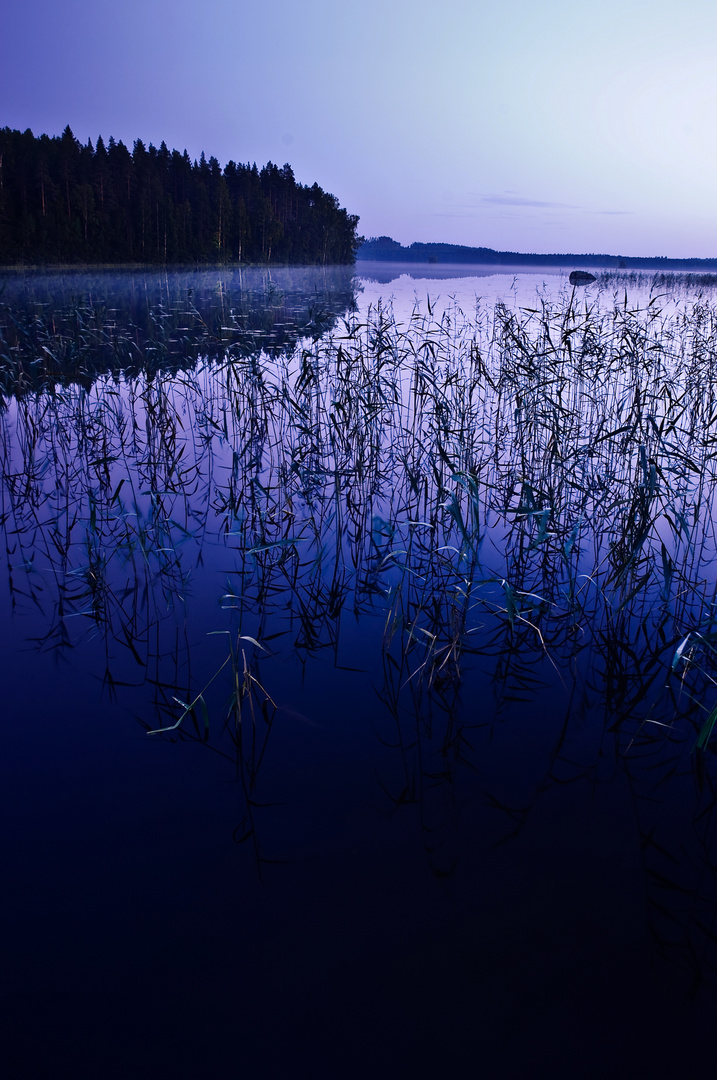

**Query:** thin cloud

left=481, top=194, right=579, bottom=210
left=431, top=196, right=633, bottom=219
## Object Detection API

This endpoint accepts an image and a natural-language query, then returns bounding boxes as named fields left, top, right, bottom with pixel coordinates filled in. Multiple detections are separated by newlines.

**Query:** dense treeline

left=358, top=235, right=717, bottom=271
left=0, top=125, right=361, bottom=265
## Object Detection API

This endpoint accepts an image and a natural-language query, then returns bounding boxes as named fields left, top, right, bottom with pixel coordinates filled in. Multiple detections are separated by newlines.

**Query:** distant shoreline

left=357, top=237, right=717, bottom=272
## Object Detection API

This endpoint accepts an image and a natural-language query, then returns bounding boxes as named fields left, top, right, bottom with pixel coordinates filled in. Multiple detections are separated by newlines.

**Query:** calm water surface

left=2, top=264, right=717, bottom=1078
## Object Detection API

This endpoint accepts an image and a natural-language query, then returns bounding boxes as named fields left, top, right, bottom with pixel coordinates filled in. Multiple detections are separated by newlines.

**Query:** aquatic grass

left=0, top=267, right=356, bottom=394
left=5, top=289, right=709, bottom=702
left=6, top=282, right=717, bottom=956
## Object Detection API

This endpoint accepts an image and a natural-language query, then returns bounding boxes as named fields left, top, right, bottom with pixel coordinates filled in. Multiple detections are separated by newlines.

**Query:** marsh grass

left=5, top=282, right=717, bottom=976
left=0, top=267, right=355, bottom=394
left=597, top=269, right=717, bottom=295
left=6, top=289, right=717, bottom=742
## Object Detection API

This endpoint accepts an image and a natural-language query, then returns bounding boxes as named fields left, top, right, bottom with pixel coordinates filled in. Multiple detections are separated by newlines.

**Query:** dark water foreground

left=2, top=273, right=717, bottom=1078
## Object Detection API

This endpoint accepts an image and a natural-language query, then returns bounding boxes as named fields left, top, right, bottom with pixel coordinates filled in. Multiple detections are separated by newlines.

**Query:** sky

left=4, top=0, right=717, bottom=258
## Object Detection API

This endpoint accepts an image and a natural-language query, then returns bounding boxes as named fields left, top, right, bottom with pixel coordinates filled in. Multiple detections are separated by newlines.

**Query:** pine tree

left=0, top=125, right=361, bottom=265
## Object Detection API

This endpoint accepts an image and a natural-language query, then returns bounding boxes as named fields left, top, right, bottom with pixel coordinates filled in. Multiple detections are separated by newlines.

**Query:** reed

left=4, top=279, right=717, bottom=967
left=6, top=286, right=717, bottom=739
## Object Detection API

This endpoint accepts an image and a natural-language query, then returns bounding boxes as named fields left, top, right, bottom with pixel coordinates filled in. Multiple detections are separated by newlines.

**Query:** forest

left=358, top=235, right=717, bottom=271
left=0, top=125, right=361, bottom=266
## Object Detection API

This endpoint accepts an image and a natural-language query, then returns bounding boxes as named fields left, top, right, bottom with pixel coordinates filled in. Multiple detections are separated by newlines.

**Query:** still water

left=2, top=264, right=717, bottom=1078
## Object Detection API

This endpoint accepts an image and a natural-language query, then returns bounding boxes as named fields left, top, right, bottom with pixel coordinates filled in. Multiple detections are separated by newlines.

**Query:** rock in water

left=569, top=270, right=596, bottom=285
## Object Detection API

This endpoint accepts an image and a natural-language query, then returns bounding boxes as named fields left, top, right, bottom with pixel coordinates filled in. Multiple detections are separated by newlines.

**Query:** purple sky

left=4, top=0, right=717, bottom=257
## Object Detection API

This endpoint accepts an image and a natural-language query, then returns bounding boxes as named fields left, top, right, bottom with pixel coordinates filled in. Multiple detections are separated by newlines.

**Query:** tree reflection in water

left=3, top=282, right=717, bottom=997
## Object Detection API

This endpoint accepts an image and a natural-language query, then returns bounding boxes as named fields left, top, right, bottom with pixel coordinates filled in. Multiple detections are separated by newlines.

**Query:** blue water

left=2, top=267, right=716, bottom=1079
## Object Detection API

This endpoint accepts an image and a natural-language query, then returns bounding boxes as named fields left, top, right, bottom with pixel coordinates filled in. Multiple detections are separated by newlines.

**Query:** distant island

left=0, top=126, right=361, bottom=266
left=358, top=235, right=717, bottom=272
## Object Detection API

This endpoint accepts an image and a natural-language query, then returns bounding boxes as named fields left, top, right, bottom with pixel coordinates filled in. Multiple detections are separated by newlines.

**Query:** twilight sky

left=4, top=0, right=717, bottom=257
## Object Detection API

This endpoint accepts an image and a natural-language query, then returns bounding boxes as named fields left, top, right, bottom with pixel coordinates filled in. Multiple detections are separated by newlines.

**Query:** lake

left=3, top=262, right=717, bottom=1078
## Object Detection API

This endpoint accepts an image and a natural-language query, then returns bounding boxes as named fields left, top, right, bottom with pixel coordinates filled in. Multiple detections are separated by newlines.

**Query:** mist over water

left=3, top=265, right=717, bottom=1077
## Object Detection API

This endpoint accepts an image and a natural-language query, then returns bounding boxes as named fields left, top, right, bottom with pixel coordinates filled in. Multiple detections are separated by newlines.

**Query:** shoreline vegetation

left=0, top=125, right=361, bottom=266
left=0, top=264, right=357, bottom=393
left=358, top=235, right=717, bottom=272
left=3, top=268, right=717, bottom=987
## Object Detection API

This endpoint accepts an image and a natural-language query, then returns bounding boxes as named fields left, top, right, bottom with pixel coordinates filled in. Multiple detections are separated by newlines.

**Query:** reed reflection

left=2, top=284, right=717, bottom=990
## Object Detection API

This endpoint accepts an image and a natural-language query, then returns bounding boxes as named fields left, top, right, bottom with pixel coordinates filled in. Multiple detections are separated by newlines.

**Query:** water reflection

left=0, top=265, right=358, bottom=392
left=356, top=259, right=567, bottom=284
left=3, top=276, right=717, bottom=999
